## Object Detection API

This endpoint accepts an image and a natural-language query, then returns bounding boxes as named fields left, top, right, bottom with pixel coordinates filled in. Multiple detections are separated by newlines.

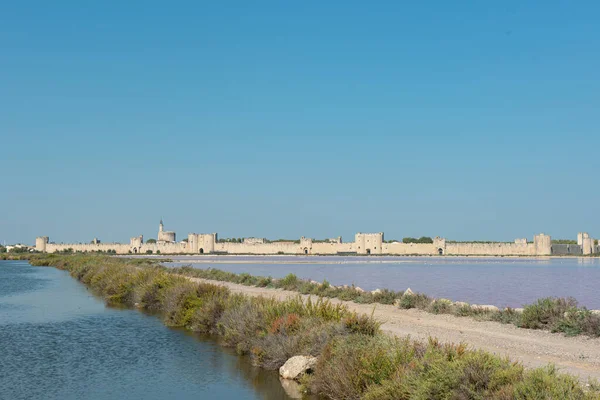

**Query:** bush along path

left=29, top=254, right=600, bottom=399
left=170, top=265, right=600, bottom=338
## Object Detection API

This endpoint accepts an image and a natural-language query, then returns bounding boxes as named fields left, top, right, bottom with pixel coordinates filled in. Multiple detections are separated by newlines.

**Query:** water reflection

left=0, top=261, right=292, bottom=400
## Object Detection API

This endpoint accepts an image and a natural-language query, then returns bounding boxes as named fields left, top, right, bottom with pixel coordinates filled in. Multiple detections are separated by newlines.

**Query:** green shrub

left=188, top=290, right=232, bottom=334
left=162, top=281, right=201, bottom=326
left=343, top=313, right=380, bottom=336
left=428, top=298, right=453, bottom=315
left=372, top=288, right=402, bottom=305
left=513, top=365, right=596, bottom=399
left=491, top=307, right=523, bottom=326
left=256, top=276, right=272, bottom=287
left=453, top=303, right=474, bottom=317
left=311, top=335, right=412, bottom=400
left=399, top=293, right=432, bottom=310
left=556, top=309, right=600, bottom=337
left=520, top=297, right=578, bottom=331
left=278, top=273, right=299, bottom=290
left=139, top=273, right=180, bottom=311
left=217, top=301, right=268, bottom=354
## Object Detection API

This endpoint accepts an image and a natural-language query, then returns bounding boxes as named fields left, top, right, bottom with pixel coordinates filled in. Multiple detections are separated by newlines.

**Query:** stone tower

left=582, top=236, right=595, bottom=255
left=534, top=233, right=552, bottom=256
left=355, top=232, right=384, bottom=255
left=157, top=219, right=176, bottom=242
left=35, top=236, right=49, bottom=252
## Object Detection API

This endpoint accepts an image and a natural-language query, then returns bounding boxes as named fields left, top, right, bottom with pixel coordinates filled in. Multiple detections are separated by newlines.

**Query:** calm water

left=0, top=261, right=292, bottom=400
left=163, top=256, right=600, bottom=309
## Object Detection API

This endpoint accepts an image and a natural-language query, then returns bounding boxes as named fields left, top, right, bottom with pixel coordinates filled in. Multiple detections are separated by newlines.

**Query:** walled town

left=35, top=220, right=599, bottom=256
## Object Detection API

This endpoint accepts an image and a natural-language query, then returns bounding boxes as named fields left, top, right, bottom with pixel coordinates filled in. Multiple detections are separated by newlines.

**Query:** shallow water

left=164, top=256, right=600, bottom=309
left=0, top=261, right=292, bottom=400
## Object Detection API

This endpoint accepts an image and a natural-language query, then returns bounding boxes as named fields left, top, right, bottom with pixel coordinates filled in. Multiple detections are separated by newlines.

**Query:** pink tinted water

left=165, top=256, right=600, bottom=309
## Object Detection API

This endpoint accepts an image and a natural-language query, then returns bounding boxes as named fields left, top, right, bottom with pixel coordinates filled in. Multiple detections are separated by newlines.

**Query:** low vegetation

left=172, top=265, right=404, bottom=305
left=402, top=236, right=434, bottom=244
left=552, top=239, right=578, bottom=245
left=171, top=265, right=600, bottom=338
left=217, top=237, right=244, bottom=243
left=25, top=254, right=600, bottom=399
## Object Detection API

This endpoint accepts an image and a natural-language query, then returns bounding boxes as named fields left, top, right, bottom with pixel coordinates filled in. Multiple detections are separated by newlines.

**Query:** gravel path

left=188, top=277, right=600, bottom=381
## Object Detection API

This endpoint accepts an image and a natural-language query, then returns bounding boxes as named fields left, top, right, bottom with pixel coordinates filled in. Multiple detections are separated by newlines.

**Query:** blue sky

left=1, top=1, right=599, bottom=245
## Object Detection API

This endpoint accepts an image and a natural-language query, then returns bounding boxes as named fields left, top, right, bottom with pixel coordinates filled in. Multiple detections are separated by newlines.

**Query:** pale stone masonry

left=35, top=221, right=596, bottom=256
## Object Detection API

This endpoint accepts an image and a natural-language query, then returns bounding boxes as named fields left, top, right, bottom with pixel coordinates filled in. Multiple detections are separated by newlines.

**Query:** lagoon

left=163, top=256, right=600, bottom=309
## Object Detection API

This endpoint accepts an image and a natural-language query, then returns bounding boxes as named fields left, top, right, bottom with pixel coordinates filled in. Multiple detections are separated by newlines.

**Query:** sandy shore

left=187, top=276, right=600, bottom=381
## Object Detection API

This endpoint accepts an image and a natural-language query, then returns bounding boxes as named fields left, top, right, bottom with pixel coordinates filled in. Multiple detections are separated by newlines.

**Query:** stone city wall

left=382, top=242, right=438, bottom=255
left=445, top=242, right=536, bottom=256
left=35, top=229, right=584, bottom=257
left=44, top=241, right=190, bottom=255
left=45, top=243, right=133, bottom=254
left=551, top=244, right=582, bottom=256
left=215, top=241, right=355, bottom=255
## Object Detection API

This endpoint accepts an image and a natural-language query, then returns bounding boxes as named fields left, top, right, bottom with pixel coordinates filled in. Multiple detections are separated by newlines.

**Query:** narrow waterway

left=0, top=260, right=293, bottom=400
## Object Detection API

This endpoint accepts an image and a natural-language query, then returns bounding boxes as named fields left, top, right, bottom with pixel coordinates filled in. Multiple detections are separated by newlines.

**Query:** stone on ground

left=279, top=356, right=318, bottom=380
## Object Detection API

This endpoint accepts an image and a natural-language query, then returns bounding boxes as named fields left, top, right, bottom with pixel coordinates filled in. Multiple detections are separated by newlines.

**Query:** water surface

left=0, top=260, right=292, bottom=400
left=163, top=255, right=600, bottom=309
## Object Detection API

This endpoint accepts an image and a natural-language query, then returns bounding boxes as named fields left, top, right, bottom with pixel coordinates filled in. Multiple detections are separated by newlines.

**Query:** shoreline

left=185, top=275, right=600, bottom=381
left=121, top=254, right=600, bottom=264
left=25, top=254, right=600, bottom=398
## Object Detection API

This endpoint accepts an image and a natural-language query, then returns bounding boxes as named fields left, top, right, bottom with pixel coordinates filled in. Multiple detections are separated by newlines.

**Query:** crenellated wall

left=445, top=242, right=536, bottom=256
left=382, top=242, right=438, bottom=255
left=216, top=241, right=306, bottom=255
left=36, top=223, right=594, bottom=257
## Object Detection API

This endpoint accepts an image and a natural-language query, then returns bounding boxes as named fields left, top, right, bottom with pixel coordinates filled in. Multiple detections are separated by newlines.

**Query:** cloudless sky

left=1, top=1, right=599, bottom=245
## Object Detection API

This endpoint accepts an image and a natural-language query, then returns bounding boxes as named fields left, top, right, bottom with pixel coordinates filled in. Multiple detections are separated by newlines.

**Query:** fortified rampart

left=35, top=222, right=597, bottom=257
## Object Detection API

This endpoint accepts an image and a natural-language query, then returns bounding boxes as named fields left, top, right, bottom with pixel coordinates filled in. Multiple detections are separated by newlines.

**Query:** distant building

left=35, top=219, right=593, bottom=257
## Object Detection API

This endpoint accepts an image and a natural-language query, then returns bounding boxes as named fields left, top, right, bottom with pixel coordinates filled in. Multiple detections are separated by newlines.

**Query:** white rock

left=355, top=286, right=365, bottom=293
left=279, top=356, right=318, bottom=380
left=371, top=289, right=382, bottom=295
left=454, top=301, right=470, bottom=308
left=404, top=288, right=415, bottom=296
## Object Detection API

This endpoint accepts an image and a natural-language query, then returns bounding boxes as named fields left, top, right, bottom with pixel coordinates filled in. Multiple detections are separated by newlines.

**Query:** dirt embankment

left=188, top=276, right=600, bottom=381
